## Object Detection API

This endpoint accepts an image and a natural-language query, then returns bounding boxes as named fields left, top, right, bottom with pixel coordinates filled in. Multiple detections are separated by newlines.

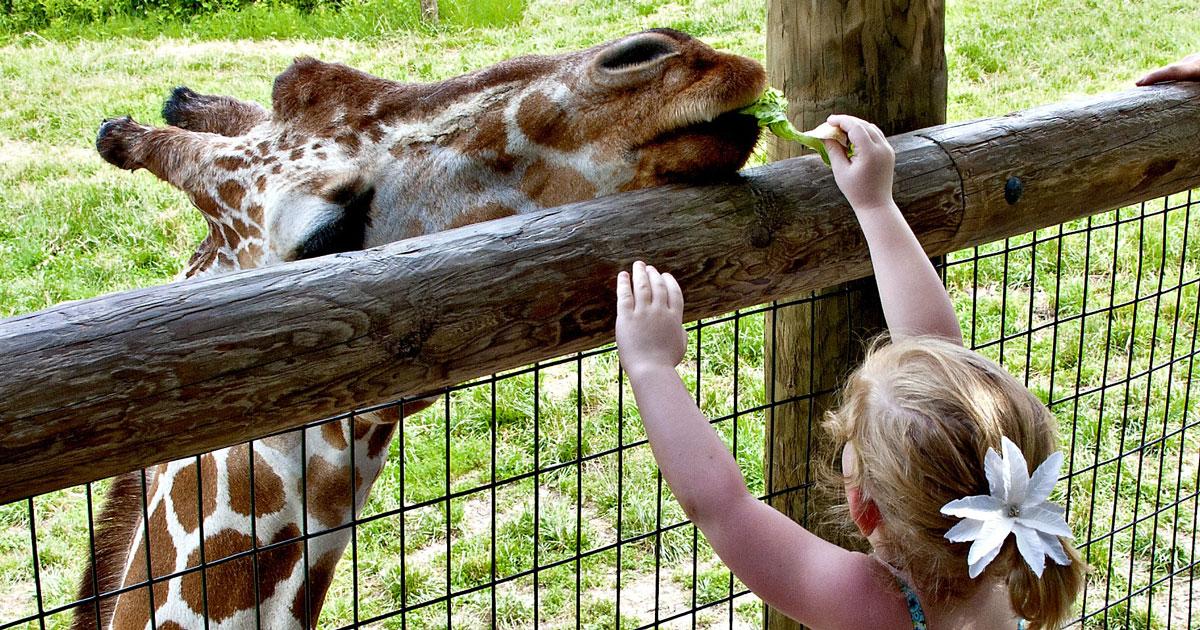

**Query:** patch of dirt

left=0, top=580, right=35, bottom=623
left=0, top=138, right=94, bottom=165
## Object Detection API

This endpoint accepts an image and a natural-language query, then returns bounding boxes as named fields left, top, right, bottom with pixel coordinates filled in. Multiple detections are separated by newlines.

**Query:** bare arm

left=614, top=262, right=909, bottom=629
left=823, top=115, right=963, bottom=344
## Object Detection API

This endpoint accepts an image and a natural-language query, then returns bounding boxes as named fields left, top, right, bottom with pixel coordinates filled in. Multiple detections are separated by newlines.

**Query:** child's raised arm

left=823, top=115, right=963, bottom=344
left=614, top=262, right=910, bottom=630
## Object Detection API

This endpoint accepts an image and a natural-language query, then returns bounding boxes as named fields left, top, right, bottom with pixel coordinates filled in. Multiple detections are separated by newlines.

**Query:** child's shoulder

left=799, top=550, right=914, bottom=630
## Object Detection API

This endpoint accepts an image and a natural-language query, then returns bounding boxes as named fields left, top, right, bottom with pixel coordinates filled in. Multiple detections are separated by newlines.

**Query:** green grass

left=0, top=0, right=531, bottom=41
left=1, top=0, right=1199, bottom=628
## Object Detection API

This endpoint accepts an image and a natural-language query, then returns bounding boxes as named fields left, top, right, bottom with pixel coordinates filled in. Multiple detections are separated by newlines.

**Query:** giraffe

left=77, top=28, right=767, bottom=629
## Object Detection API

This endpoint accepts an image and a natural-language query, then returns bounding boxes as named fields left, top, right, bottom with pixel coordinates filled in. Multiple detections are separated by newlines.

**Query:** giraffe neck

left=94, top=412, right=400, bottom=629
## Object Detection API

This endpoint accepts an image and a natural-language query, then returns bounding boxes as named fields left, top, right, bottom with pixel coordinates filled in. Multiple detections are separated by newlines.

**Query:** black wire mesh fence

left=1, top=188, right=1196, bottom=629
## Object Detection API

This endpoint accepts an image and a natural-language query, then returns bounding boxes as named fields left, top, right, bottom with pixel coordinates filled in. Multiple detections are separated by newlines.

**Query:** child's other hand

left=615, top=261, right=688, bottom=375
left=1136, top=53, right=1200, bottom=86
left=822, top=115, right=896, bottom=212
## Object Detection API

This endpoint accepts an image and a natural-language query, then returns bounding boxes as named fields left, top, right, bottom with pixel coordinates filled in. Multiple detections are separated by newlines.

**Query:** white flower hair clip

left=940, top=436, right=1073, bottom=578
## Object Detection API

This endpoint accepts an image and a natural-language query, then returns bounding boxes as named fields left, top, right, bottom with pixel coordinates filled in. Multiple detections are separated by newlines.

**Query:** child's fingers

left=632, top=261, right=652, bottom=306
left=864, top=122, right=886, bottom=145
left=616, top=271, right=634, bottom=310
left=826, top=114, right=875, bottom=148
left=823, top=138, right=850, bottom=169
left=663, top=273, right=685, bottom=313
left=646, top=265, right=667, bottom=304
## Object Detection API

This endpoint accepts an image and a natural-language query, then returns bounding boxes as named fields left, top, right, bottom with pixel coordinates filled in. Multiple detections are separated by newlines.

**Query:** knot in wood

left=746, top=176, right=783, bottom=248
left=749, top=225, right=773, bottom=248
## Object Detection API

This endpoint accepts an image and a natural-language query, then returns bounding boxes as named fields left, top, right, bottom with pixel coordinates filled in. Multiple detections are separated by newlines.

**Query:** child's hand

left=615, top=261, right=688, bottom=375
left=822, top=115, right=896, bottom=212
left=1136, top=53, right=1200, bottom=86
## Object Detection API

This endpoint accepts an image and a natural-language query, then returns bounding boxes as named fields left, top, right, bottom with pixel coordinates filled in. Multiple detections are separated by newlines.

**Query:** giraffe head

left=97, top=28, right=767, bottom=279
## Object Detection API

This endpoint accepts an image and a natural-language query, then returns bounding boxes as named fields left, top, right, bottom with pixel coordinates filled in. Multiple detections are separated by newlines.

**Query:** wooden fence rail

left=1, top=83, right=1197, bottom=503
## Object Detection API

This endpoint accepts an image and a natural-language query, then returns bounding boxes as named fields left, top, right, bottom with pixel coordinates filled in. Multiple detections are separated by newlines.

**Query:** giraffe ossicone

left=79, top=28, right=767, bottom=629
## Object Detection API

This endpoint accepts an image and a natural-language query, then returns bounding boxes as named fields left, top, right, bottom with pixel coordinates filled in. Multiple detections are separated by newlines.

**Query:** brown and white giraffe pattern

left=82, top=28, right=766, bottom=629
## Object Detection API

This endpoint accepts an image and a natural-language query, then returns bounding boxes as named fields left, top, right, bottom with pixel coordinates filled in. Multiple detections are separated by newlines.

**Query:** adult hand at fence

left=1136, top=53, right=1200, bottom=86
left=615, top=261, right=688, bottom=377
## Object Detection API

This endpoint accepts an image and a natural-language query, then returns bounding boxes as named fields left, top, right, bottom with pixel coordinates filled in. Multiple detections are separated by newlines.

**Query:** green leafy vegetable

left=739, top=87, right=848, bottom=166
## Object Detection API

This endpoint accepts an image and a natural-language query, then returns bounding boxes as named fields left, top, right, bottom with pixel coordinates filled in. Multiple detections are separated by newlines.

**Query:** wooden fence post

left=420, top=0, right=438, bottom=23
left=763, top=1, right=947, bottom=627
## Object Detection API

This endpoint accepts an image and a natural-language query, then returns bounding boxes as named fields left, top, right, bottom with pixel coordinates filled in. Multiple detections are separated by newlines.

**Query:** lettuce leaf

left=739, top=88, right=848, bottom=166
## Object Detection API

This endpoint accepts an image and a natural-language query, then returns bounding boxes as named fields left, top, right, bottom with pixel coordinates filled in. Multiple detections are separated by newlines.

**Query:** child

left=614, top=115, right=1084, bottom=629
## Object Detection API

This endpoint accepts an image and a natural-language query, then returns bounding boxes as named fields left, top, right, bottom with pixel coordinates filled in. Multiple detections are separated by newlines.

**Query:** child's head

left=824, top=336, right=1083, bottom=629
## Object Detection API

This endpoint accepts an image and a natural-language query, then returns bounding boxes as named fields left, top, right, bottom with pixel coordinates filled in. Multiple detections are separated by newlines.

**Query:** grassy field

left=1, top=0, right=1199, bottom=628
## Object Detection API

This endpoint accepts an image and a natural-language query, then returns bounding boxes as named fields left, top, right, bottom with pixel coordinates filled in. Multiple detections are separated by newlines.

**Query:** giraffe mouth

left=659, top=106, right=762, bottom=152
left=637, top=108, right=763, bottom=183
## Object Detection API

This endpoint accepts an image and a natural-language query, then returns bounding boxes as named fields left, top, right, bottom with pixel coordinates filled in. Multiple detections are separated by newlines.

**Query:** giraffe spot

left=159, top=622, right=186, bottom=630
left=148, top=504, right=177, bottom=578
left=367, top=423, right=396, bottom=459
left=246, top=203, right=265, bottom=225
left=352, top=416, right=375, bottom=440
left=185, top=238, right=218, bottom=278
left=314, top=151, right=327, bottom=161
left=520, top=159, right=597, bottom=208
left=256, top=175, right=267, bottom=193
left=256, top=141, right=270, bottom=156
left=289, top=148, right=305, bottom=161
left=214, top=156, right=249, bottom=171
left=401, top=216, right=425, bottom=239
left=516, top=92, right=585, bottom=152
left=221, top=223, right=242, bottom=251
left=171, top=462, right=200, bottom=534
left=178, top=523, right=304, bottom=621
left=181, top=529, right=255, bottom=622
left=272, top=164, right=283, bottom=174
left=233, top=216, right=262, bottom=241
left=334, top=133, right=361, bottom=154
left=447, top=202, right=518, bottom=229
left=192, top=192, right=222, bottom=219
left=270, top=523, right=302, bottom=546
left=236, top=246, right=257, bottom=268
left=111, top=524, right=171, bottom=630
left=200, top=454, right=218, bottom=519
left=227, top=444, right=286, bottom=518
left=306, top=455, right=353, bottom=527
left=244, top=242, right=265, bottom=265
left=389, top=142, right=411, bottom=159
left=321, top=421, right=349, bottom=451
left=218, top=180, right=245, bottom=209
left=461, top=110, right=506, bottom=155
left=259, top=523, right=304, bottom=602
left=217, top=252, right=236, bottom=268
left=289, top=549, right=342, bottom=628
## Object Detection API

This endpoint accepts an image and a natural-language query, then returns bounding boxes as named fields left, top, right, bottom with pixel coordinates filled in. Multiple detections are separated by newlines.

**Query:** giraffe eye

left=596, top=34, right=678, bottom=72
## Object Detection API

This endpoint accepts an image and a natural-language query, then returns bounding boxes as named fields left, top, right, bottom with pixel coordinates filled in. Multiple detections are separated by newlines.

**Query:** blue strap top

left=885, top=562, right=1025, bottom=630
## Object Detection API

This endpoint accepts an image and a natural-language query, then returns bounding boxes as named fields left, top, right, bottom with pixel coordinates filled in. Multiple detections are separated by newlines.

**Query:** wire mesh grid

left=1, top=189, right=1196, bottom=629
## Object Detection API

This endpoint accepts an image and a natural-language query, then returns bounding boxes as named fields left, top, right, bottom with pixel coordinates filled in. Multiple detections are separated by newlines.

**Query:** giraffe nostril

left=596, top=34, right=679, bottom=72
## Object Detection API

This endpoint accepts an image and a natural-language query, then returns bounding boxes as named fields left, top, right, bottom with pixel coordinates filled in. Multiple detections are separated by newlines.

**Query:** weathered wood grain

left=0, top=83, right=1197, bottom=503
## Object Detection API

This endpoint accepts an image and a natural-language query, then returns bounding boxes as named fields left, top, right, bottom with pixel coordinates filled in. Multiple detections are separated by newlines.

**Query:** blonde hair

left=823, top=336, right=1084, bottom=629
